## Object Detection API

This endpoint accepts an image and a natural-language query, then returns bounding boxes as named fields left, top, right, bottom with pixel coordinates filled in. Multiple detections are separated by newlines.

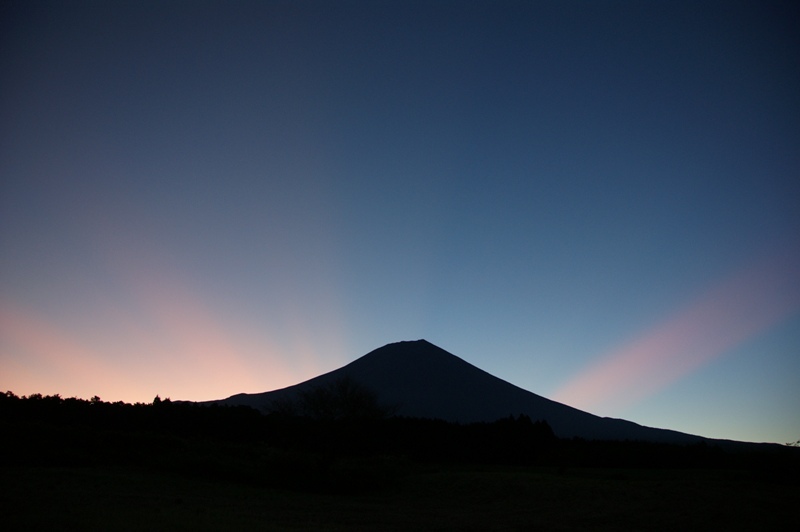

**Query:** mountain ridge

left=208, top=340, right=751, bottom=446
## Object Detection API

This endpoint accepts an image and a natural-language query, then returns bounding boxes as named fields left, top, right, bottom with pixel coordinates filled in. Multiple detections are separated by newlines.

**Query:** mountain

left=212, top=339, right=713, bottom=444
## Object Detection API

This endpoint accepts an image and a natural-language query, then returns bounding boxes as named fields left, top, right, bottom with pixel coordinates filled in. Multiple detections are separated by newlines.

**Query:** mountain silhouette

left=213, top=339, right=714, bottom=443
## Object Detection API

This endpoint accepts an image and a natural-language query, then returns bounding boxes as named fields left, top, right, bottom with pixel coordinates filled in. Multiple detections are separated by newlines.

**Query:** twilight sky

left=1, top=0, right=798, bottom=444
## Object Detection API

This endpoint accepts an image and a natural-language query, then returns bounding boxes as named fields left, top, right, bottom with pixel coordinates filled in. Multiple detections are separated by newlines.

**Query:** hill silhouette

left=212, top=339, right=720, bottom=444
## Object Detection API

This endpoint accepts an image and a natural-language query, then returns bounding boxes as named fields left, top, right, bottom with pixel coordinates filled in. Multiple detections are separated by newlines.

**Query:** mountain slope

left=214, top=339, right=707, bottom=443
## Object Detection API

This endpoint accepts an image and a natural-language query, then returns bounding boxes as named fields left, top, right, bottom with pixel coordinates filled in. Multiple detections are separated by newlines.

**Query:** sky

left=1, top=0, right=798, bottom=444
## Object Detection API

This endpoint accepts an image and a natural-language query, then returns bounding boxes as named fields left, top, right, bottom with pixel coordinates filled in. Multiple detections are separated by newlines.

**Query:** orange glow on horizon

left=88, top=221, right=347, bottom=401
left=0, top=296, right=310, bottom=403
left=0, top=237, right=349, bottom=403
left=0, top=304, right=141, bottom=401
left=552, top=246, right=800, bottom=414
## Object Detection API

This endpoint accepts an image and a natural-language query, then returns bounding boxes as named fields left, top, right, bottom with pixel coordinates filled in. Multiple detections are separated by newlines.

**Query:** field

left=3, top=461, right=797, bottom=531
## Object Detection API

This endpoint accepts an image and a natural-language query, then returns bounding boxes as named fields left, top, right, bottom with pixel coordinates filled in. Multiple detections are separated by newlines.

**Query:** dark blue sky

left=2, top=0, right=799, bottom=443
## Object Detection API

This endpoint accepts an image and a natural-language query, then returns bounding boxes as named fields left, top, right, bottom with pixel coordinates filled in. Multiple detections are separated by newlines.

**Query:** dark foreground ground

left=2, top=392, right=798, bottom=530
left=3, top=462, right=798, bottom=531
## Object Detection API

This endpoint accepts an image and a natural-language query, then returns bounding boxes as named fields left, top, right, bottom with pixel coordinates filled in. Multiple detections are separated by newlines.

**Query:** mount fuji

left=210, top=339, right=720, bottom=444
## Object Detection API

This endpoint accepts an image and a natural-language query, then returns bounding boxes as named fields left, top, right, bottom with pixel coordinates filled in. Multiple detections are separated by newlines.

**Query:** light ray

left=115, top=260, right=302, bottom=401
left=552, top=245, right=800, bottom=414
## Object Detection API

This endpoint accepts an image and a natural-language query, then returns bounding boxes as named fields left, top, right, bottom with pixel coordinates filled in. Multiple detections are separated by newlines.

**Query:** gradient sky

left=2, top=0, right=798, bottom=444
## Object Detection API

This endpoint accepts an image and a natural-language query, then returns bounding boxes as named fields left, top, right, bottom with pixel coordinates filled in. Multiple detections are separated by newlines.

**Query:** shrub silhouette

left=273, top=376, right=395, bottom=421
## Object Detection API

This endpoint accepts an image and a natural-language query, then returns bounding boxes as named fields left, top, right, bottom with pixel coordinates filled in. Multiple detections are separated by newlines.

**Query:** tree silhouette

left=272, top=377, right=394, bottom=421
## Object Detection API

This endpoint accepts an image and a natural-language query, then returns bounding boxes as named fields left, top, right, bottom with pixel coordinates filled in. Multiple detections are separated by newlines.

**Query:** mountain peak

left=359, top=339, right=454, bottom=362
left=348, top=340, right=484, bottom=384
left=373, top=339, right=437, bottom=350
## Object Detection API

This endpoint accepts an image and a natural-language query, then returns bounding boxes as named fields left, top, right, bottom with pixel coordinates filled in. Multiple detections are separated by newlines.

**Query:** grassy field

left=2, top=395, right=796, bottom=530
left=3, top=462, right=797, bottom=531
